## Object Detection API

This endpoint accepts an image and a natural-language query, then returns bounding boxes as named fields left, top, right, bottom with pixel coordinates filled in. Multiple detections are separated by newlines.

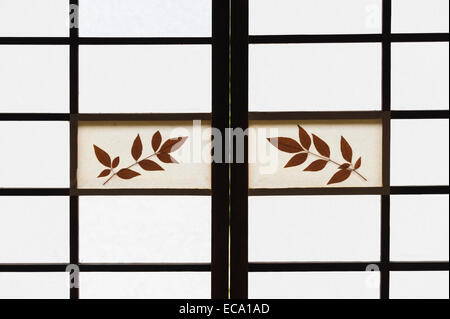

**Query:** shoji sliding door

left=231, top=0, right=449, bottom=299
left=1, top=0, right=229, bottom=299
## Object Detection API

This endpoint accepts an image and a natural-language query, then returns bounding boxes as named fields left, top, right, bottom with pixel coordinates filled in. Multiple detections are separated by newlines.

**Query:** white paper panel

left=392, top=0, right=449, bottom=33
left=249, top=196, right=381, bottom=262
left=0, top=197, right=69, bottom=263
left=0, top=122, right=70, bottom=187
left=77, top=121, right=211, bottom=189
left=0, top=0, right=69, bottom=37
left=249, top=272, right=380, bottom=299
left=249, top=120, right=383, bottom=189
left=249, top=44, right=381, bottom=111
left=392, top=42, right=449, bottom=110
left=79, top=45, right=211, bottom=113
left=79, top=272, right=210, bottom=299
left=79, top=196, right=211, bottom=263
left=391, top=195, right=449, bottom=262
left=391, top=119, right=449, bottom=186
left=0, top=273, right=69, bottom=299
left=390, top=271, right=449, bottom=299
left=0, top=46, right=69, bottom=113
left=79, top=0, right=211, bottom=37
left=250, top=0, right=382, bottom=35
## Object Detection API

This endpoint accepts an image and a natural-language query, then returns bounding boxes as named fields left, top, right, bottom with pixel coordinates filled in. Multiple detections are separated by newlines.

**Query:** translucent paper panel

left=249, top=272, right=380, bottom=299
left=79, top=0, right=211, bottom=37
left=390, top=271, right=449, bottom=299
left=79, top=272, right=210, bottom=299
left=0, top=197, right=69, bottom=263
left=392, top=0, right=449, bottom=33
left=79, top=45, right=211, bottom=113
left=0, top=0, right=69, bottom=37
left=77, top=121, right=211, bottom=189
left=249, top=196, right=381, bottom=262
left=250, top=0, right=382, bottom=35
left=249, top=120, right=383, bottom=188
left=391, top=119, right=449, bottom=186
left=0, top=46, right=69, bottom=113
left=0, top=122, right=69, bottom=187
left=391, top=195, right=449, bottom=262
left=392, top=42, right=449, bottom=110
left=249, top=44, right=381, bottom=111
left=0, top=273, right=69, bottom=299
left=79, top=196, right=211, bottom=263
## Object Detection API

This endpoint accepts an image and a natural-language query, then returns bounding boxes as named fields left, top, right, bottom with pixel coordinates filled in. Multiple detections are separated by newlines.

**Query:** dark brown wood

left=231, top=0, right=249, bottom=299
left=249, top=187, right=388, bottom=196
left=380, top=0, right=392, bottom=300
left=211, top=0, right=230, bottom=300
left=249, top=111, right=387, bottom=121
left=74, top=113, right=211, bottom=121
left=73, top=189, right=211, bottom=196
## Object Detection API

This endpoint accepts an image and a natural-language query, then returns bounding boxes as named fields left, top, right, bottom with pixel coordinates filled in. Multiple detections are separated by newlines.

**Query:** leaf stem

left=305, top=150, right=368, bottom=182
left=102, top=153, right=158, bottom=186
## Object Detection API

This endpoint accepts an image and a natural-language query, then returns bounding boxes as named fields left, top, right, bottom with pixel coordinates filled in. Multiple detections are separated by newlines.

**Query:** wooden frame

left=0, top=0, right=230, bottom=300
left=230, top=0, right=449, bottom=299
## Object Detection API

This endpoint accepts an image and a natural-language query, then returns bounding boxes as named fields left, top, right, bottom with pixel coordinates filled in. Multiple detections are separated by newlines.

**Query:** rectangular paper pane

left=79, top=196, right=211, bottom=263
left=0, top=273, right=69, bottom=299
left=392, top=0, right=449, bottom=33
left=249, top=272, right=380, bottom=299
left=0, top=0, right=69, bottom=37
left=79, top=45, right=211, bottom=113
left=0, top=197, right=69, bottom=263
left=0, top=122, right=69, bottom=187
left=249, top=44, right=381, bottom=111
left=391, top=119, right=449, bottom=186
left=250, top=0, right=382, bottom=35
left=0, top=46, right=69, bottom=113
left=249, top=120, right=383, bottom=189
left=79, top=0, right=211, bottom=37
left=391, top=195, right=449, bottom=261
left=392, top=42, right=449, bottom=110
left=80, top=272, right=211, bottom=299
left=249, top=196, right=381, bottom=262
left=77, top=121, right=211, bottom=189
left=390, top=271, right=449, bottom=299
left=80, top=272, right=210, bottom=299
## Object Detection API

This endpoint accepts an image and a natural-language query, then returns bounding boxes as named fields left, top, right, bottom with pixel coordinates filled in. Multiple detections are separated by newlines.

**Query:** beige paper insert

left=78, top=121, right=211, bottom=189
left=249, top=120, right=383, bottom=188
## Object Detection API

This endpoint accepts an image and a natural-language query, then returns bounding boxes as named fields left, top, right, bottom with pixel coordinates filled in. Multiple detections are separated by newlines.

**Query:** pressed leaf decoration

left=267, top=137, right=303, bottom=153
left=268, top=125, right=368, bottom=185
left=93, top=131, right=188, bottom=185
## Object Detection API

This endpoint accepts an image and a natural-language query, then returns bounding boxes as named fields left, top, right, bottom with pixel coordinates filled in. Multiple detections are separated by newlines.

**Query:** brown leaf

left=284, top=153, right=308, bottom=168
left=355, top=157, right=362, bottom=169
left=97, top=169, right=111, bottom=178
left=152, top=131, right=162, bottom=152
left=267, top=137, right=302, bottom=153
left=339, top=163, right=351, bottom=169
left=93, top=145, right=112, bottom=168
left=328, top=169, right=352, bottom=185
left=157, top=153, right=179, bottom=164
left=160, top=137, right=188, bottom=153
left=340, top=136, right=353, bottom=163
left=298, top=125, right=311, bottom=150
left=139, top=159, right=164, bottom=171
left=131, top=134, right=143, bottom=161
left=304, top=159, right=328, bottom=171
left=112, top=157, right=120, bottom=169
left=312, top=134, right=330, bottom=157
left=117, top=168, right=141, bottom=179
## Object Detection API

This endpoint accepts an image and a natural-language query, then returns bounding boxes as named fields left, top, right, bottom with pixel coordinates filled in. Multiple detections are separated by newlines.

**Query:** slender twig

left=103, top=153, right=158, bottom=185
left=297, top=137, right=368, bottom=182
left=305, top=150, right=368, bottom=182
